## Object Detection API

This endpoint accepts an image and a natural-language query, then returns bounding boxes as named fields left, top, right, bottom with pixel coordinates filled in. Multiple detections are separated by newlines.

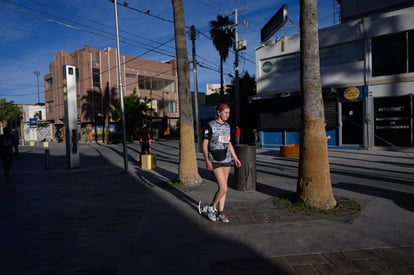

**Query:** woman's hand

left=206, top=159, right=214, bottom=171
left=234, top=158, right=241, bottom=168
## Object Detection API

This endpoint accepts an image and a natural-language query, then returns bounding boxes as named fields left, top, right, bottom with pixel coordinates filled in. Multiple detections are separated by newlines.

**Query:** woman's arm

left=228, top=143, right=241, bottom=168
left=203, top=139, right=213, bottom=171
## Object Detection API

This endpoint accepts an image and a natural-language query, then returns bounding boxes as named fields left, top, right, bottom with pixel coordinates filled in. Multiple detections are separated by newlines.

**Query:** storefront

left=255, top=2, right=414, bottom=149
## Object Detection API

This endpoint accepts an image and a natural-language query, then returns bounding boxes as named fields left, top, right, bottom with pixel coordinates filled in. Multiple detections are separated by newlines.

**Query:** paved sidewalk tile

left=211, top=246, right=414, bottom=274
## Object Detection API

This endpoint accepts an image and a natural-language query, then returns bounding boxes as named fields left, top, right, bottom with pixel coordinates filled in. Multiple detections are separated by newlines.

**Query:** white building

left=255, top=0, right=414, bottom=149
left=19, top=104, right=52, bottom=144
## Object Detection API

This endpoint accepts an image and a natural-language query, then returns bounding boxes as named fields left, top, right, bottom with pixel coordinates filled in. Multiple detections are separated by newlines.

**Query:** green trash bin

left=234, top=144, right=256, bottom=191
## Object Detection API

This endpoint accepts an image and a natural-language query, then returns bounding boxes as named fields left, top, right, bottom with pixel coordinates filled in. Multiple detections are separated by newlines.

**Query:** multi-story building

left=44, top=46, right=179, bottom=140
left=255, top=0, right=414, bottom=149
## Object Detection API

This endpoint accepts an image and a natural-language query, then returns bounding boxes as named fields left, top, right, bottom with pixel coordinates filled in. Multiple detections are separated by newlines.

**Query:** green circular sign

left=262, top=61, right=273, bottom=73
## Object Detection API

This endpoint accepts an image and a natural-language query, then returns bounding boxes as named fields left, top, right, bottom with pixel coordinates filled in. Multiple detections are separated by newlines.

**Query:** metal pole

left=113, top=0, right=128, bottom=173
left=89, top=53, right=95, bottom=141
left=150, top=79, right=153, bottom=137
left=34, top=71, right=40, bottom=104
left=234, top=9, right=240, bottom=126
left=191, top=25, right=202, bottom=152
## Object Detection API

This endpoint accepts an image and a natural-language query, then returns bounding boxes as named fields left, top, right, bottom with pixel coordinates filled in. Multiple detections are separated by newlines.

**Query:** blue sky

left=0, top=0, right=335, bottom=104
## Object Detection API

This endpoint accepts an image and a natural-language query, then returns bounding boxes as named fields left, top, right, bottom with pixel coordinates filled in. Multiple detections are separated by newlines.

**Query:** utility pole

left=234, top=9, right=240, bottom=126
left=227, top=8, right=247, bottom=125
left=190, top=25, right=202, bottom=152
left=34, top=71, right=40, bottom=104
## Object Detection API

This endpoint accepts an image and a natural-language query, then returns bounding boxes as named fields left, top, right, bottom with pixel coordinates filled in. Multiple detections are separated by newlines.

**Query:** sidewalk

left=0, top=140, right=413, bottom=274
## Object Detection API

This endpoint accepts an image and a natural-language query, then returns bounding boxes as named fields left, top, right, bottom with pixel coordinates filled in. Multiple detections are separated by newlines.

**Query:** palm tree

left=81, top=83, right=118, bottom=143
left=297, top=0, right=336, bottom=209
left=121, top=91, right=148, bottom=141
left=171, top=0, right=202, bottom=186
left=102, top=83, right=119, bottom=144
left=0, top=98, right=21, bottom=129
left=209, top=15, right=234, bottom=96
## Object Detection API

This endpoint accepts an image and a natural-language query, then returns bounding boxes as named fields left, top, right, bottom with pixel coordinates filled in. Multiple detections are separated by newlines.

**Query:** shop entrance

left=341, top=101, right=363, bottom=145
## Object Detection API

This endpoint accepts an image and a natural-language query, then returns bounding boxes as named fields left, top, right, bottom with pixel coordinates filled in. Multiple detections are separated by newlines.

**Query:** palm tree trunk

left=171, top=0, right=202, bottom=186
left=297, top=0, right=336, bottom=209
left=220, top=57, right=224, bottom=96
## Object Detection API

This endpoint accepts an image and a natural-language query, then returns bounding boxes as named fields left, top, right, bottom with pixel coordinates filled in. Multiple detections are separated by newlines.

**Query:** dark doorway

left=342, top=101, right=363, bottom=145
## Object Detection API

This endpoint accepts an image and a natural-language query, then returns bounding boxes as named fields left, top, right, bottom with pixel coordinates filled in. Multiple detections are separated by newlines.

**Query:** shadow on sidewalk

left=336, top=182, right=414, bottom=212
left=0, top=145, right=295, bottom=274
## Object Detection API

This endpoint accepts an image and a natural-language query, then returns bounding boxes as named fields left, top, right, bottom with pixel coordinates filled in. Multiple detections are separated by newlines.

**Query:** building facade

left=8, top=104, right=51, bottom=145
left=255, top=0, right=414, bottom=149
left=44, top=46, right=179, bottom=140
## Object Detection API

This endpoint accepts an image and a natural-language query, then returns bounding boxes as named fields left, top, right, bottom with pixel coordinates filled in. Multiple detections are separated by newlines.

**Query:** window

left=269, top=41, right=364, bottom=74
left=138, top=75, right=146, bottom=89
left=93, top=68, right=100, bottom=87
left=48, top=102, right=53, bottom=112
left=372, top=31, right=413, bottom=76
left=138, top=75, right=152, bottom=90
left=409, top=30, right=414, bottom=73
left=320, top=41, right=364, bottom=67
left=45, top=78, right=53, bottom=90
left=273, top=54, right=300, bottom=73
left=138, top=75, right=175, bottom=91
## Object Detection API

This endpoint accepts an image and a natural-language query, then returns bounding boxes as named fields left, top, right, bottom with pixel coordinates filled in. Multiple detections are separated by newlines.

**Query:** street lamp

left=34, top=71, right=40, bottom=104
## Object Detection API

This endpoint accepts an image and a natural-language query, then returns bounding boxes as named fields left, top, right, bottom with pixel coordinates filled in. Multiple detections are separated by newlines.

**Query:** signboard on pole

left=261, top=4, right=288, bottom=43
left=29, top=118, right=38, bottom=127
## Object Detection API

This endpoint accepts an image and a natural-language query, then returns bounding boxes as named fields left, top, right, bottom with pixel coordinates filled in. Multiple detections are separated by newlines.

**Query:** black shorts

left=212, top=162, right=232, bottom=169
left=141, top=143, right=150, bottom=152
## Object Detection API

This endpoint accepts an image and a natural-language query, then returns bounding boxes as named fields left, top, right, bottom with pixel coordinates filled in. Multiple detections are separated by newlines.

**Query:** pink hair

left=215, top=103, right=230, bottom=113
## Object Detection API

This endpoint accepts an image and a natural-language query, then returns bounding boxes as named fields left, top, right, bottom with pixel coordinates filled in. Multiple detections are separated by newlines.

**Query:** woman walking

left=0, top=127, right=17, bottom=180
left=199, top=103, right=241, bottom=222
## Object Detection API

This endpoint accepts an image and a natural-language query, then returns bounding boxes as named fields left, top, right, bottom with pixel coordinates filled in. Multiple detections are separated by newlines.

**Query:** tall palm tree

left=0, top=98, right=21, bottom=128
left=209, top=15, right=234, bottom=96
left=81, top=83, right=118, bottom=143
left=171, top=0, right=202, bottom=186
left=102, top=83, right=118, bottom=144
left=297, top=0, right=336, bottom=209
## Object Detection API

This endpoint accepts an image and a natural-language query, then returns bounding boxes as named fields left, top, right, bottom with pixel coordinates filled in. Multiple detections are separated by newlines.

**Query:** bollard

left=234, top=144, right=256, bottom=191
left=141, top=154, right=157, bottom=170
left=45, top=149, right=50, bottom=169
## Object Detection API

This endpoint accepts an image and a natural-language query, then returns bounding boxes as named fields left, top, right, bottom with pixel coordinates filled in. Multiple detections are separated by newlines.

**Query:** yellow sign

left=343, top=87, right=360, bottom=100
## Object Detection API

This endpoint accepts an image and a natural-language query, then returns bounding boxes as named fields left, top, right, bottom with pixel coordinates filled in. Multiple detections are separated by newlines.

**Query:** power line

left=1, top=0, right=177, bottom=59
left=1, top=0, right=250, bottom=100
left=117, top=1, right=237, bottom=78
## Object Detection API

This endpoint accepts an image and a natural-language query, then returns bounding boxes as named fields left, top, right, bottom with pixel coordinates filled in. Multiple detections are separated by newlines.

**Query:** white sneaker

left=198, top=201, right=209, bottom=214
left=217, top=212, right=229, bottom=223
left=207, top=206, right=218, bottom=222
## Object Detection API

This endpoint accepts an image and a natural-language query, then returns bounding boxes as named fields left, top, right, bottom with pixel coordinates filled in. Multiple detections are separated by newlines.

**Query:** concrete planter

left=280, top=144, right=299, bottom=157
